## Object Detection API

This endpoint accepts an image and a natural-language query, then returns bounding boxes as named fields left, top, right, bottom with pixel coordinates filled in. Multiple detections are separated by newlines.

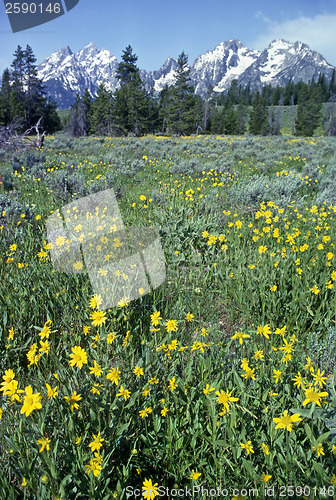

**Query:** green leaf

left=304, top=423, right=314, bottom=442
left=290, top=406, right=315, bottom=419
left=214, top=439, right=227, bottom=448
left=3, top=309, right=7, bottom=328
left=230, top=408, right=237, bottom=428
left=233, top=370, right=244, bottom=391
left=241, top=457, right=255, bottom=478
left=206, top=423, right=213, bottom=436
left=315, top=430, right=331, bottom=444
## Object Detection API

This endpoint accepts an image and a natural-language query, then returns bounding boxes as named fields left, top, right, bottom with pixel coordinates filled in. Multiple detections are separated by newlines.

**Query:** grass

left=0, top=133, right=335, bottom=499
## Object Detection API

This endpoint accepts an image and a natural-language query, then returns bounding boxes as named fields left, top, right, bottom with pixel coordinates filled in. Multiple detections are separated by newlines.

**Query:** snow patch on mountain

left=37, top=39, right=336, bottom=108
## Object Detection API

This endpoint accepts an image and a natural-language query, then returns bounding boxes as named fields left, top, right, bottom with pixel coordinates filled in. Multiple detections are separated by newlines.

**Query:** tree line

left=0, top=45, right=61, bottom=134
left=211, top=74, right=336, bottom=136
left=68, top=46, right=204, bottom=137
left=68, top=45, right=336, bottom=138
left=1, top=44, right=336, bottom=139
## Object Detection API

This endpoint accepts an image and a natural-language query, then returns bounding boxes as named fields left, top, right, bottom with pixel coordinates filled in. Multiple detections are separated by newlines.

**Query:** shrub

left=45, top=170, right=87, bottom=202
left=12, top=151, right=46, bottom=173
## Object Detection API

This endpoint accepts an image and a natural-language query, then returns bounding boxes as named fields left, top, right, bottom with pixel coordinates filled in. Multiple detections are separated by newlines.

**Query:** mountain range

left=36, top=39, right=336, bottom=109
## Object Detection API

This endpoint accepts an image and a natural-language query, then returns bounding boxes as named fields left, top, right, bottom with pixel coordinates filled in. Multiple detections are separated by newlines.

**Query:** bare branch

left=0, top=117, right=46, bottom=151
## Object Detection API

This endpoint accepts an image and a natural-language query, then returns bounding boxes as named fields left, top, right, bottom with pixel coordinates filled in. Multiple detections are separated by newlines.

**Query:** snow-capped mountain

left=38, top=42, right=118, bottom=108
left=238, top=39, right=335, bottom=89
left=141, top=56, right=178, bottom=93
left=36, top=39, right=336, bottom=108
left=190, top=39, right=260, bottom=95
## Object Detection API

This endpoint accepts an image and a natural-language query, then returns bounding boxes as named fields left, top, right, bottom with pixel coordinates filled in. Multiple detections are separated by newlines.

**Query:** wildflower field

left=0, top=134, right=336, bottom=499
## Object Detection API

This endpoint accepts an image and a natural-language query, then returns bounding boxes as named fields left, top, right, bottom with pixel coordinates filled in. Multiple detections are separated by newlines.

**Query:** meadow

left=0, top=133, right=336, bottom=499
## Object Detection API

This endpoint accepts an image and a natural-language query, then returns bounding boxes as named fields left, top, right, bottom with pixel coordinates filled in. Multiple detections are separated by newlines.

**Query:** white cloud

left=252, top=13, right=336, bottom=66
left=254, top=11, right=272, bottom=24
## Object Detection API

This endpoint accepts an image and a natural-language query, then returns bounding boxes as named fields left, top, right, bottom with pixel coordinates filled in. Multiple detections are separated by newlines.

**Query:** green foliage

left=169, top=52, right=196, bottom=135
left=45, top=169, right=87, bottom=203
left=89, top=83, right=114, bottom=136
left=0, top=192, right=35, bottom=227
left=0, top=69, right=11, bottom=125
left=1, top=134, right=336, bottom=497
left=0, top=45, right=61, bottom=133
left=249, top=91, right=269, bottom=135
left=114, top=46, right=153, bottom=137
left=12, top=151, right=46, bottom=172
left=295, top=84, right=323, bottom=137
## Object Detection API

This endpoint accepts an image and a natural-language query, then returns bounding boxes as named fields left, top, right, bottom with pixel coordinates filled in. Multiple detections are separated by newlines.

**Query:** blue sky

left=1, top=0, right=336, bottom=73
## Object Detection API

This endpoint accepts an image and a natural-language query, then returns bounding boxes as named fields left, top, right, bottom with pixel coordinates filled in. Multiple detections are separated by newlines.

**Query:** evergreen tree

left=236, top=102, right=248, bottom=134
left=90, top=82, right=114, bottom=135
left=324, top=94, right=336, bottom=136
left=69, top=93, right=87, bottom=137
left=5, top=44, right=60, bottom=133
left=283, top=79, right=295, bottom=106
left=209, top=107, right=223, bottom=134
left=114, top=45, right=151, bottom=136
left=194, top=94, right=205, bottom=134
left=249, top=91, right=269, bottom=135
left=170, top=52, right=197, bottom=135
left=272, top=85, right=282, bottom=106
left=116, top=45, right=139, bottom=84
left=268, top=105, right=281, bottom=135
left=69, top=88, right=92, bottom=137
left=226, top=80, right=239, bottom=105
left=317, top=73, right=329, bottom=101
left=82, top=88, right=93, bottom=134
left=223, top=103, right=238, bottom=134
left=329, top=69, right=336, bottom=97
left=143, top=83, right=159, bottom=133
left=0, top=69, right=11, bottom=125
left=241, top=83, right=252, bottom=105
left=10, top=45, right=26, bottom=121
left=158, top=84, right=174, bottom=133
left=24, top=44, right=45, bottom=127
left=295, top=83, right=322, bottom=136
left=42, top=98, right=62, bottom=134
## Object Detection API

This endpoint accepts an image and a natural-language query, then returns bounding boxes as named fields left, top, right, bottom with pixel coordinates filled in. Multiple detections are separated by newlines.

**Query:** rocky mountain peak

left=37, top=39, right=336, bottom=108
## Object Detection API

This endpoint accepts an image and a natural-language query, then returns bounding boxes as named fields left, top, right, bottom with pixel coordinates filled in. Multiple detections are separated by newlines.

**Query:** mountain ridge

left=36, top=39, right=336, bottom=108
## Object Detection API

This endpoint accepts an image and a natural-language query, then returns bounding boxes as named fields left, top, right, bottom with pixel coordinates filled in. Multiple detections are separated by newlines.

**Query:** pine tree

left=42, top=97, right=62, bottom=134
left=236, top=102, right=248, bottom=134
left=241, top=83, right=252, bottom=105
left=268, top=105, right=281, bottom=135
left=194, top=94, right=204, bottom=134
left=223, top=103, right=238, bottom=134
left=209, top=107, right=223, bottom=134
left=158, top=84, right=174, bottom=133
left=329, top=69, right=336, bottom=98
left=82, top=88, right=93, bottom=133
left=114, top=45, right=151, bottom=136
left=226, top=80, right=239, bottom=105
left=69, top=88, right=92, bottom=136
left=10, top=45, right=26, bottom=121
left=272, top=85, right=282, bottom=106
left=295, top=83, right=322, bottom=136
left=324, top=94, right=336, bottom=136
left=90, top=82, right=114, bottom=135
left=0, top=69, right=11, bottom=125
left=170, top=52, right=197, bottom=135
left=7, top=44, right=60, bottom=132
left=24, top=44, right=45, bottom=127
left=283, top=79, right=294, bottom=106
left=249, top=91, right=269, bottom=135
left=317, top=73, right=328, bottom=101
left=68, top=93, right=91, bottom=137
left=116, top=45, right=139, bottom=85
